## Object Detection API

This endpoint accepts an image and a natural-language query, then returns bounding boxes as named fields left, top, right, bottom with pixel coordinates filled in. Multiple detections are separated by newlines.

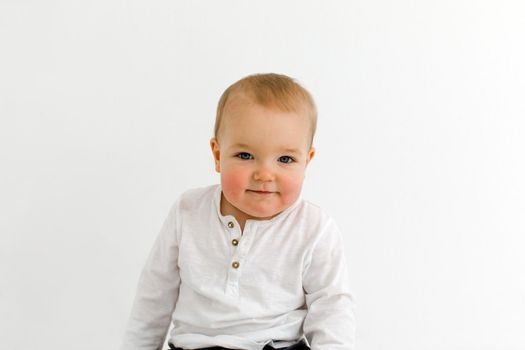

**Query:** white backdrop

left=1, top=1, right=524, bottom=349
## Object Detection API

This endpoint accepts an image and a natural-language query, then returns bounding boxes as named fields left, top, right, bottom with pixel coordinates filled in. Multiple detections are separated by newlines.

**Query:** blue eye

left=237, top=152, right=253, bottom=160
left=278, top=156, right=295, bottom=164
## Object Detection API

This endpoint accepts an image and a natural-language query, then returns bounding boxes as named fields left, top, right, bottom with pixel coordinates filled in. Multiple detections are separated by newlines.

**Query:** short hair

left=214, top=73, right=317, bottom=148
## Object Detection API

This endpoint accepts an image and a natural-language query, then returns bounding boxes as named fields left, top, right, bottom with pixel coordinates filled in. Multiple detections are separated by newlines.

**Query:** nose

left=253, top=163, right=275, bottom=182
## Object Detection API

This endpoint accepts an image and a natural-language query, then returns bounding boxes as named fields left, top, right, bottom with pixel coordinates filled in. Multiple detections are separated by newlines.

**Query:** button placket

left=226, top=219, right=241, bottom=248
left=225, top=218, right=242, bottom=269
left=231, top=236, right=243, bottom=270
left=223, top=219, right=258, bottom=296
left=222, top=218, right=241, bottom=295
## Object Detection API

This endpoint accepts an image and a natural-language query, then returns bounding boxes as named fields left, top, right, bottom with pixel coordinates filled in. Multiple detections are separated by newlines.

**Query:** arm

left=302, top=218, right=356, bottom=350
left=120, top=201, right=181, bottom=350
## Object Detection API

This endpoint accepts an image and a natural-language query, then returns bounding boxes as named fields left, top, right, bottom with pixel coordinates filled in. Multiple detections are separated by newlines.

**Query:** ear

left=305, top=147, right=315, bottom=167
left=210, top=137, right=221, bottom=173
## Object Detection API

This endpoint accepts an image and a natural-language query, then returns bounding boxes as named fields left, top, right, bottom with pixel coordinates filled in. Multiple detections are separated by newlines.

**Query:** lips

left=248, top=190, right=274, bottom=194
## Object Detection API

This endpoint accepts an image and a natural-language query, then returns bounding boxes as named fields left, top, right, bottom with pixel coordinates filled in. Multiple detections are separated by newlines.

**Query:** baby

left=120, top=73, right=356, bottom=350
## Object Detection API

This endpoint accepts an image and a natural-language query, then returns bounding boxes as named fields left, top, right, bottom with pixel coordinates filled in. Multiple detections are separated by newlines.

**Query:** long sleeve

left=302, top=218, right=356, bottom=350
left=120, top=201, right=182, bottom=350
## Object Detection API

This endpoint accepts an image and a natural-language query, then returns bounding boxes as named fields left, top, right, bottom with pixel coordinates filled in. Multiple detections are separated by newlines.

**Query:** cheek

left=221, top=167, right=250, bottom=199
left=278, top=173, right=305, bottom=204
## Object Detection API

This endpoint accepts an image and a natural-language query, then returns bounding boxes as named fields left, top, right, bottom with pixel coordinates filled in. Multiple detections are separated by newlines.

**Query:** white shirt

left=120, top=184, right=355, bottom=350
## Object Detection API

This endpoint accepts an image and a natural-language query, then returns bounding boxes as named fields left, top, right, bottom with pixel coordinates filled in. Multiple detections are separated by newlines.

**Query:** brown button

left=232, top=261, right=240, bottom=269
left=227, top=221, right=234, bottom=228
left=232, top=239, right=239, bottom=246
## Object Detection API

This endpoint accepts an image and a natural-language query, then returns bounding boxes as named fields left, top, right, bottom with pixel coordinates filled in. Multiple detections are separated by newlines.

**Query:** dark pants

left=168, top=339, right=310, bottom=350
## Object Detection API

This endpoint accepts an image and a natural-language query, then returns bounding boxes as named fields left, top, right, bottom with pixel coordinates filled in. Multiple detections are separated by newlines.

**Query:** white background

left=1, top=1, right=524, bottom=349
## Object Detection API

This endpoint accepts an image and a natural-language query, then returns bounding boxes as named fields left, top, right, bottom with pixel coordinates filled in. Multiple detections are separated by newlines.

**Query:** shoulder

left=171, top=183, right=219, bottom=214
left=179, top=183, right=218, bottom=203
left=295, top=199, right=338, bottom=228
left=290, top=198, right=342, bottom=243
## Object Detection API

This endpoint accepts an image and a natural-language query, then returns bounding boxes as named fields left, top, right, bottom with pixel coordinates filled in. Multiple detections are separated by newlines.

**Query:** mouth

left=247, top=190, right=275, bottom=195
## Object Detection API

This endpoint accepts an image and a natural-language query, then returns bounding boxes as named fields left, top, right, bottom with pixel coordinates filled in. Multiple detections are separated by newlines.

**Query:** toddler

left=120, top=73, right=356, bottom=350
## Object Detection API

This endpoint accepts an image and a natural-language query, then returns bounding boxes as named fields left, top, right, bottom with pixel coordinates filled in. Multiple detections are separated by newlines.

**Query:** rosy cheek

left=279, top=174, right=304, bottom=204
left=221, top=168, right=249, bottom=199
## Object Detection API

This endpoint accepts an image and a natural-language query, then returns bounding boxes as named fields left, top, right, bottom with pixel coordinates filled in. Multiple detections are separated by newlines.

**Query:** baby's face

left=210, top=97, right=315, bottom=222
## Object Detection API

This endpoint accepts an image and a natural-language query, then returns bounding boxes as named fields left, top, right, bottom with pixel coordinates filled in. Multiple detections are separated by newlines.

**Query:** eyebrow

left=281, top=148, right=302, bottom=155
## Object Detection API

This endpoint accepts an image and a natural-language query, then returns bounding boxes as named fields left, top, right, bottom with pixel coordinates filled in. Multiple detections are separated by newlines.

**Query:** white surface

left=1, top=1, right=524, bottom=349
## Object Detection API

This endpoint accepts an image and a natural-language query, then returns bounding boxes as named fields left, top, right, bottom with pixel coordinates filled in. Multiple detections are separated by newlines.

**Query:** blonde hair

left=214, top=73, right=317, bottom=147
